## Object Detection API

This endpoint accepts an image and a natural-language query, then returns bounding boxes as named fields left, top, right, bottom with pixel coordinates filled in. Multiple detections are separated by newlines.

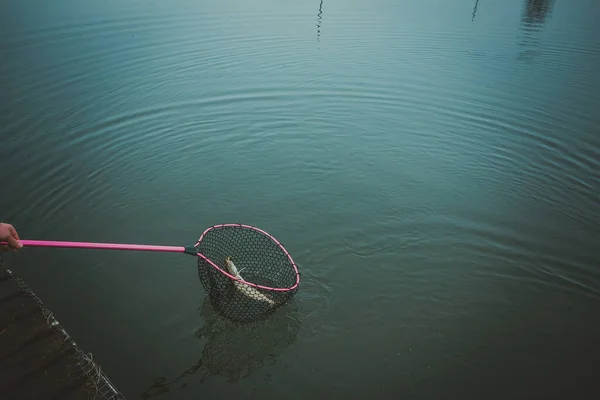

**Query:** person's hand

left=0, top=223, right=22, bottom=251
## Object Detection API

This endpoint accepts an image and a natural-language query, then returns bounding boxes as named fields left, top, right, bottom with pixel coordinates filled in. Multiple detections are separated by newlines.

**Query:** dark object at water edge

left=0, top=255, right=126, bottom=400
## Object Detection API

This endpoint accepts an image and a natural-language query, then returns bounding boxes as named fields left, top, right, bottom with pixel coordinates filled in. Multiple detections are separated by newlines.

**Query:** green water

left=1, top=0, right=599, bottom=398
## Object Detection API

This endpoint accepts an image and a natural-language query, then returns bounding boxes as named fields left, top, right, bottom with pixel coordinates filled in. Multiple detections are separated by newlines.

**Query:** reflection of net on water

left=140, top=296, right=301, bottom=398
left=196, top=295, right=301, bottom=382
left=0, top=255, right=125, bottom=400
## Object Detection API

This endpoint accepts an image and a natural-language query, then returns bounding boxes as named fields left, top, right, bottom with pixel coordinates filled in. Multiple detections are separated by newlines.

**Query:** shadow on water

left=317, top=0, right=323, bottom=44
left=518, top=0, right=556, bottom=62
left=472, top=0, right=479, bottom=22
left=523, top=0, right=556, bottom=28
left=472, top=0, right=555, bottom=27
left=140, top=297, right=302, bottom=399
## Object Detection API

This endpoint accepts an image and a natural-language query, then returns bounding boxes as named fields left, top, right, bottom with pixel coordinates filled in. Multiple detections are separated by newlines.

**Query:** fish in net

left=196, top=224, right=300, bottom=322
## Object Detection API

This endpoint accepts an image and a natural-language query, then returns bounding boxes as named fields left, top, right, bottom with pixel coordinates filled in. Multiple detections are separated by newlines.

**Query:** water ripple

left=2, top=1, right=600, bottom=398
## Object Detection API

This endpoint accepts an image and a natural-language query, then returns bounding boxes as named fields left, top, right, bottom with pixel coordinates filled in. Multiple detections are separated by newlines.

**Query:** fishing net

left=195, top=224, right=300, bottom=323
left=0, top=254, right=125, bottom=400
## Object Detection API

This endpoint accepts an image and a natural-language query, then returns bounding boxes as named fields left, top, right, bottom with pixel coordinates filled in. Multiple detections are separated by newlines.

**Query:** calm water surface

left=1, top=0, right=599, bottom=398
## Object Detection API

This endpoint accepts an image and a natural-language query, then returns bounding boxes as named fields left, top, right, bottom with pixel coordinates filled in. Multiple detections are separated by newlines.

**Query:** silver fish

left=224, top=256, right=275, bottom=306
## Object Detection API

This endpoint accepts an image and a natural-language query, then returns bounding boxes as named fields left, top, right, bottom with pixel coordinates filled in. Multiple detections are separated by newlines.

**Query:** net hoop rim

left=195, top=223, right=300, bottom=292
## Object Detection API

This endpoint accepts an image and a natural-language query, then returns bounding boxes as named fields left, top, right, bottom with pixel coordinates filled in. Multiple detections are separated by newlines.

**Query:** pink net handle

left=0, top=239, right=186, bottom=253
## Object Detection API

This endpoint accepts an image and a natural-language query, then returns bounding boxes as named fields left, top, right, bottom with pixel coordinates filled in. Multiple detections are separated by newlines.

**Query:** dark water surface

left=2, top=0, right=600, bottom=398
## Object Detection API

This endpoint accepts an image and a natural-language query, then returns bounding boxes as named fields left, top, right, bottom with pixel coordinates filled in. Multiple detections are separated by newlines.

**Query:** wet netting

left=196, top=224, right=300, bottom=323
left=0, top=254, right=125, bottom=400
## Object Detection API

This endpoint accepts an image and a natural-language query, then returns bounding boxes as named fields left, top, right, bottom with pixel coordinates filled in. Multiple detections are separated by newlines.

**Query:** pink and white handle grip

left=0, top=240, right=198, bottom=255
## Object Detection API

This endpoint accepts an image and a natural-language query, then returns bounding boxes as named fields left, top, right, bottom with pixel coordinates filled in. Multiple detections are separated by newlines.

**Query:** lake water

left=1, top=0, right=599, bottom=398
